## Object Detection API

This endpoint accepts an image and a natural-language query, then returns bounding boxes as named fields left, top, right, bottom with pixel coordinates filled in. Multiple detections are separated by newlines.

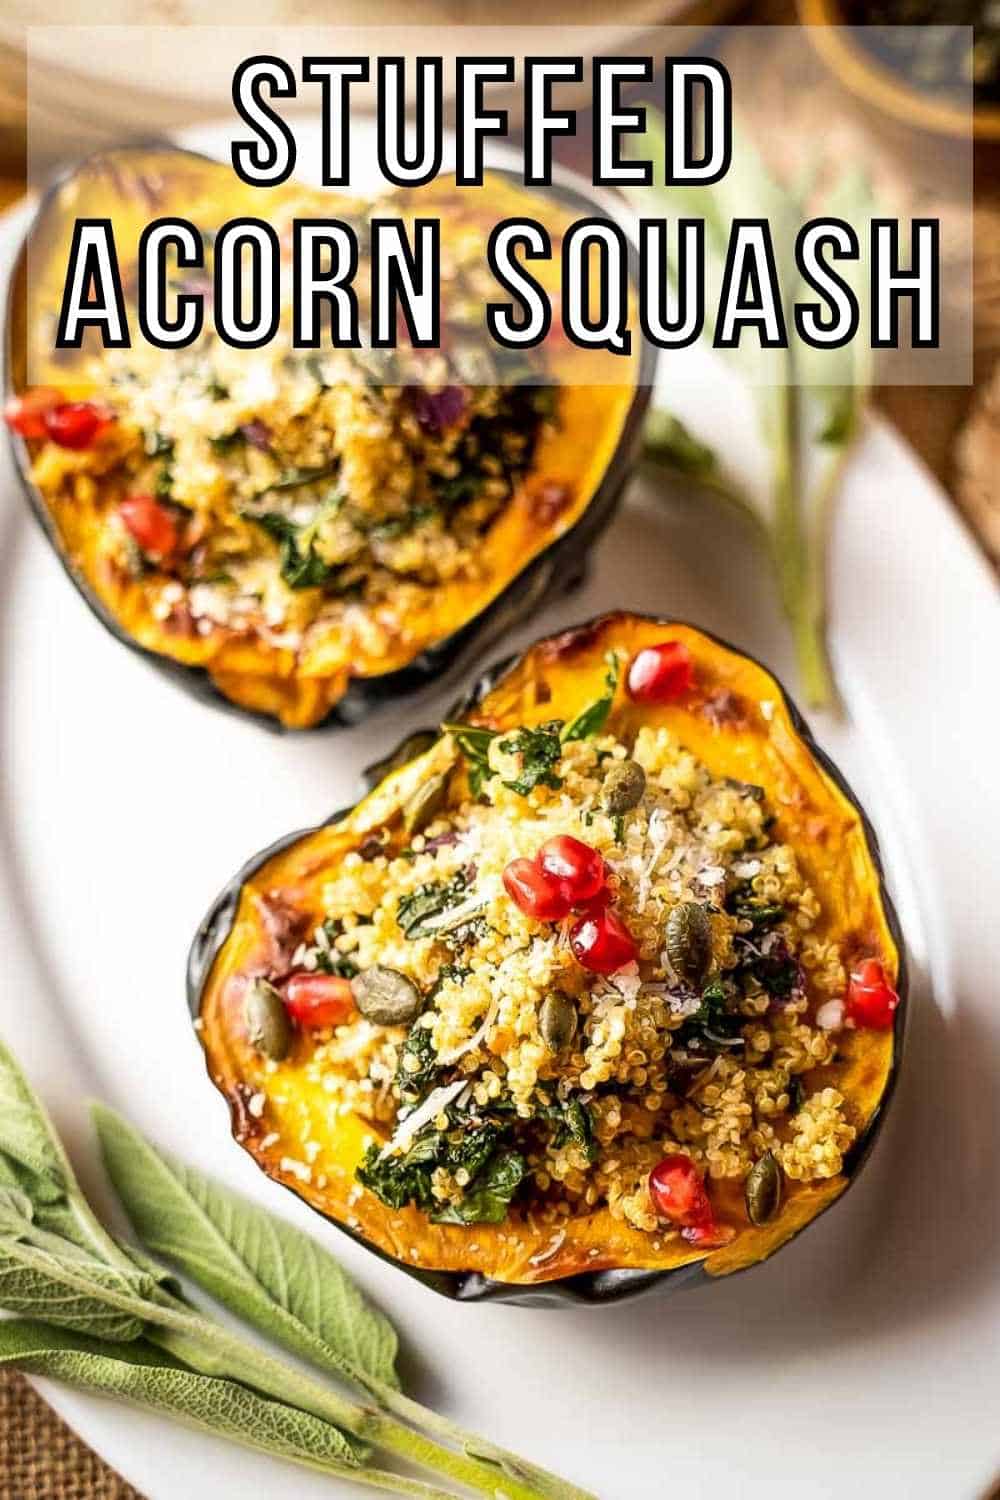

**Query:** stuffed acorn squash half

left=190, top=614, right=905, bottom=1304
left=5, top=146, right=650, bottom=728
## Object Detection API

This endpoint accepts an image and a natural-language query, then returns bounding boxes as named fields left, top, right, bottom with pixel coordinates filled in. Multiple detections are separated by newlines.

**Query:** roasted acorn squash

left=5, top=145, right=651, bottom=729
left=190, top=614, right=906, bottom=1304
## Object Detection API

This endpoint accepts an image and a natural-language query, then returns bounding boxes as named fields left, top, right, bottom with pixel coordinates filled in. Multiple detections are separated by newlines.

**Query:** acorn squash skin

left=189, top=613, right=908, bottom=1306
left=5, top=144, right=654, bottom=732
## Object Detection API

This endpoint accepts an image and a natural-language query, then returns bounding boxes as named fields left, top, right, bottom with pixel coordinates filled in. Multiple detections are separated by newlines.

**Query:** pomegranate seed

left=43, top=401, right=109, bottom=450
left=284, top=972, right=355, bottom=1028
left=503, top=858, right=572, bottom=922
left=538, top=835, right=606, bottom=904
left=119, top=494, right=179, bottom=559
left=4, top=387, right=65, bottom=440
left=569, top=907, right=637, bottom=974
left=846, top=958, right=899, bottom=1030
left=649, top=1154, right=714, bottom=1229
left=627, top=640, right=695, bottom=704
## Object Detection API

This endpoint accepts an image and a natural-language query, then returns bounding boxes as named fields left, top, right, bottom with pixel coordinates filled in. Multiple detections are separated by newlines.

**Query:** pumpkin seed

left=538, top=991, right=578, bottom=1053
left=351, top=965, right=422, bottom=1027
left=745, top=1151, right=782, bottom=1225
left=665, top=901, right=713, bottom=986
left=402, top=771, right=449, bottom=836
left=601, top=759, right=646, bottom=815
left=244, top=978, right=292, bottom=1061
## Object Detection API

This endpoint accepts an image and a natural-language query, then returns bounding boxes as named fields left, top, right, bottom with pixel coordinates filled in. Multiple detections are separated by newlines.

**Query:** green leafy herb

left=498, top=722, right=564, bottom=796
left=0, top=1322, right=366, bottom=1479
left=440, top=723, right=497, bottom=798
left=93, top=1106, right=399, bottom=1392
left=561, top=653, right=621, bottom=744
left=396, top=869, right=473, bottom=939
left=358, top=1118, right=512, bottom=1225
left=675, top=979, right=745, bottom=1054
left=395, top=1024, right=440, bottom=1101
left=431, top=1152, right=527, bottom=1226
left=143, top=431, right=173, bottom=459
left=731, top=901, right=785, bottom=931
left=538, top=1098, right=598, bottom=1164
left=248, top=510, right=336, bottom=590
left=442, top=720, right=568, bottom=799
left=356, top=1135, right=442, bottom=1213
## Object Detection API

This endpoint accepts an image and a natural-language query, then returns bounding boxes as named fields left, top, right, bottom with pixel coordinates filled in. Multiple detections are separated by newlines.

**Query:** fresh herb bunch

left=0, top=1038, right=595, bottom=1500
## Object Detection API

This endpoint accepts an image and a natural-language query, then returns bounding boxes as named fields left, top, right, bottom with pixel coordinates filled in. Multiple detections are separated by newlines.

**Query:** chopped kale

left=731, top=901, right=785, bottom=931
left=356, top=1132, right=441, bottom=1212
left=431, top=1151, right=527, bottom=1225
left=741, top=936, right=801, bottom=999
left=440, top=723, right=497, bottom=798
left=357, top=1116, right=518, bottom=1225
left=538, top=1096, right=598, bottom=1163
left=395, top=1024, right=440, bottom=1101
left=498, top=721, right=564, bottom=796
left=442, top=719, right=566, bottom=799
left=561, top=652, right=621, bottom=743
left=675, top=978, right=745, bottom=1054
left=396, top=869, right=472, bottom=939
left=246, top=493, right=345, bottom=591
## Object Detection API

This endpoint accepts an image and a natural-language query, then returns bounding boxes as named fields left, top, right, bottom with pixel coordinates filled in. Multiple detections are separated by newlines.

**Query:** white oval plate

left=2, top=122, right=999, bottom=1500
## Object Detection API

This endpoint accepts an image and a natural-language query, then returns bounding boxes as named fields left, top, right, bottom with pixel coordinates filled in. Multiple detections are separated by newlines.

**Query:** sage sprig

left=0, top=1322, right=452, bottom=1497
left=0, top=1038, right=595, bottom=1500
left=627, top=112, right=876, bottom=709
left=93, top=1105, right=594, bottom=1500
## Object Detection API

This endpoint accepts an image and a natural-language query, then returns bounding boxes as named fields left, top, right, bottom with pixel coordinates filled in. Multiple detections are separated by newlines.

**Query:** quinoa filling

left=263, top=659, right=863, bottom=1240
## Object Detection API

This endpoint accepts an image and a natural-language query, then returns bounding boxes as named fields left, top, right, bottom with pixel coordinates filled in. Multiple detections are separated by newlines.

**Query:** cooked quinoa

left=267, top=682, right=863, bottom=1240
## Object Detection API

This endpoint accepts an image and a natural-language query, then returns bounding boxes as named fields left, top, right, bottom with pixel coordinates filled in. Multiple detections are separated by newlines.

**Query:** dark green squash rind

left=4, top=144, right=655, bottom=733
left=186, top=612, right=908, bottom=1306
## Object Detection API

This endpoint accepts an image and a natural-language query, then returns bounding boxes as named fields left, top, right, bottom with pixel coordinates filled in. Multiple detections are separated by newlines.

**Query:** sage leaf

left=0, top=1037, right=69, bottom=1187
left=0, top=1320, right=361, bottom=1473
left=0, top=1044, right=131, bottom=1268
left=93, top=1105, right=399, bottom=1393
left=0, top=1238, right=154, bottom=1340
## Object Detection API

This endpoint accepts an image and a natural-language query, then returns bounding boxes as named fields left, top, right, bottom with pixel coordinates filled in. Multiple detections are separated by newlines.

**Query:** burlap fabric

left=0, top=1371, right=143, bottom=1500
